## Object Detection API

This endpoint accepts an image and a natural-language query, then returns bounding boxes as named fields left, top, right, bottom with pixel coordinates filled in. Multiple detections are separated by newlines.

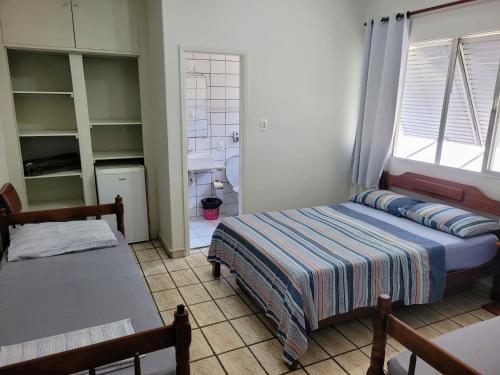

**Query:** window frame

left=393, top=32, right=500, bottom=176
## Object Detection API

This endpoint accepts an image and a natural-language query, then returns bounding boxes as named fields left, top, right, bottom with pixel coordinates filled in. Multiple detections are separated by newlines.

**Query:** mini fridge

left=95, top=164, right=149, bottom=243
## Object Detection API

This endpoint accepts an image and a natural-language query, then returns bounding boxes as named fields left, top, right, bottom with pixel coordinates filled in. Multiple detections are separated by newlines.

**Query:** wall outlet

left=260, top=119, right=268, bottom=132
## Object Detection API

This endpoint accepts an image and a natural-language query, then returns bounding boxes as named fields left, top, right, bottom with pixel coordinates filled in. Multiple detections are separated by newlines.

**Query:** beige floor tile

left=136, top=248, right=160, bottom=263
left=160, top=307, right=198, bottom=328
left=241, top=294, right=262, bottom=313
left=186, top=253, right=210, bottom=268
left=392, top=308, right=426, bottom=329
left=416, top=325, right=440, bottom=339
left=132, top=241, right=154, bottom=251
left=220, top=264, right=233, bottom=278
left=298, top=338, right=329, bottom=366
left=190, top=300, right=226, bottom=327
left=305, top=359, right=347, bottom=375
left=156, top=246, right=169, bottom=258
left=218, top=347, right=266, bottom=375
left=190, top=356, right=224, bottom=375
left=428, top=300, right=464, bottom=318
left=190, top=329, right=213, bottom=361
left=445, top=293, right=482, bottom=311
left=225, top=276, right=242, bottom=293
left=193, top=265, right=217, bottom=282
left=141, top=260, right=167, bottom=276
left=357, top=317, right=373, bottom=331
left=387, top=337, right=405, bottom=353
left=216, top=295, right=252, bottom=319
left=146, top=273, right=175, bottom=292
left=470, top=308, right=496, bottom=321
left=170, top=269, right=200, bottom=287
left=179, top=284, right=212, bottom=305
left=360, top=344, right=398, bottom=371
left=250, top=339, right=289, bottom=375
left=152, top=239, right=162, bottom=248
left=451, top=312, right=481, bottom=327
left=334, top=350, right=370, bottom=375
left=288, top=371, right=307, bottom=375
left=152, top=289, right=185, bottom=311
left=335, top=319, right=373, bottom=347
left=230, top=315, right=273, bottom=345
left=163, top=257, right=190, bottom=272
left=311, top=327, right=355, bottom=356
left=430, top=319, right=461, bottom=334
left=204, top=279, right=236, bottom=299
left=405, top=305, right=445, bottom=324
left=202, top=321, right=245, bottom=354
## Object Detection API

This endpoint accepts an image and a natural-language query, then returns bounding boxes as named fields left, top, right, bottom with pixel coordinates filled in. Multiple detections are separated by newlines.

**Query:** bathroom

left=184, top=51, right=241, bottom=249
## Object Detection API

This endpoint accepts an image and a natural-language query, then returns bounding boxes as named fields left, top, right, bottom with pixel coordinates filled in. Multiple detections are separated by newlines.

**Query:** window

left=394, top=33, right=500, bottom=174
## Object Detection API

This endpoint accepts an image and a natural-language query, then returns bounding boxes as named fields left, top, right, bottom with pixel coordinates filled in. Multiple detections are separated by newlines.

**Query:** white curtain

left=351, top=14, right=409, bottom=191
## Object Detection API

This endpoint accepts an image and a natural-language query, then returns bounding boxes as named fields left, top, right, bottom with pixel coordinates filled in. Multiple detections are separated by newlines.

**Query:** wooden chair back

left=0, top=183, right=22, bottom=214
left=367, top=295, right=480, bottom=375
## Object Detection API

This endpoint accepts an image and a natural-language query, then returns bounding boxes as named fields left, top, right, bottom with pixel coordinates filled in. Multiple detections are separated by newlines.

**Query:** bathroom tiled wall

left=185, top=52, right=240, bottom=218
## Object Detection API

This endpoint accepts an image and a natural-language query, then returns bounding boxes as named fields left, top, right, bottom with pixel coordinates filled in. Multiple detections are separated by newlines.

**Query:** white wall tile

left=226, top=61, right=239, bottom=74
left=210, top=113, right=225, bottom=125
left=196, top=172, right=212, bottom=184
left=186, top=88, right=196, bottom=100
left=211, top=136, right=226, bottom=150
left=210, top=125, right=226, bottom=136
left=211, top=149, right=226, bottom=162
left=226, top=87, right=239, bottom=100
left=226, top=147, right=239, bottom=159
left=226, top=100, right=239, bottom=112
left=211, top=60, right=225, bottom=74
left=226, top=74, right=239, bottom=87
left=189, top=197, right=197, bottom=209
left=195, top=137, right=210, bottom=150
left=225, top=124, right=239, bottom=136
left=194, top=59, right=210, bottom=73
left=184, top=52, right=194, bottom=59
left=196, top=183, right=212, bottom=197
left=225, top=136, right=239, bottom=148
left=209, top=100, right=225, bottom=112
left=226, top=55, right=240, bottom=62
left=211, top=53, right=225, bottom=61
left=194, top=52, right=210, bottom=60
left=210, top=73, right=225, bottom=86
left=210, top=86, right=225, bottom=100
left=226, top=112, right=239, bottom=125
left=195, top=88, right=207, bottom=100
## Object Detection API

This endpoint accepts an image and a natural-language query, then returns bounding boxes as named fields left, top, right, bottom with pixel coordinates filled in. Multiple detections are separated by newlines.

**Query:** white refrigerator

left=95, top=164, right=149, bottom=243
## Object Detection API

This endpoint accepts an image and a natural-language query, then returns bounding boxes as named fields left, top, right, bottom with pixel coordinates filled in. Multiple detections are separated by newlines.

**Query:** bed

left=0, top=196, right=191, bottom=375
left=208, top=172, right=500, bottom=367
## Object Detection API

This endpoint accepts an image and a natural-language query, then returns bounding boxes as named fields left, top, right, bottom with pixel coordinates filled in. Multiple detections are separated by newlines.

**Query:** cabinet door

left=0, top=0, right=75, bottom=48
left=72, top=0, right=139, bottom=53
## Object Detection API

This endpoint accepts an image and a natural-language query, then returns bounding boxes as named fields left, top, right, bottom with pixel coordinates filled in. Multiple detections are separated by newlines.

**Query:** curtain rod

left=364, top=0, right=481, bottom=26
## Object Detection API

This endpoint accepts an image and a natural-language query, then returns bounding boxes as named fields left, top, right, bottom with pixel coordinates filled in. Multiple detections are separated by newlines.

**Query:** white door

left=71, top=0, right=140, bottom=53
left=0, top=0, right=75, bottom=48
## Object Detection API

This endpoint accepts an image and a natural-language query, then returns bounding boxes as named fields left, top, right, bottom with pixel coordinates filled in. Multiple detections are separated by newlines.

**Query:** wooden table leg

left=212, top=262, right=221, bottom=278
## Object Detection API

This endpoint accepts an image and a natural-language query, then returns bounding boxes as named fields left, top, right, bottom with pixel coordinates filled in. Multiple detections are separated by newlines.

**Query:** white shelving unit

left=27, top=199, right=86, bottom=212
left=93, top=150, right=144, bottom=161
left=24, top=169, right=83, bottom=180
left=13, top=91, right=74, bottom=96
left=90, top=119, right=142, bottom=127
left=19, top=130, right=79, bottom=137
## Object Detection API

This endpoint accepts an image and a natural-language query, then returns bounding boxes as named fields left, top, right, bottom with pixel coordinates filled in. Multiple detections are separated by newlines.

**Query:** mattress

left=388, top=316, right=500, bottom=374
left=0, top=230, right=176, bottom=375
left=342, top=202, right=498, bottom=271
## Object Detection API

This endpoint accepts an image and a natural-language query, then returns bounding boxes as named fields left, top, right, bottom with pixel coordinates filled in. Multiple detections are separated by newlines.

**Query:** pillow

left=350, top=189, right=422, bottom=216
left=398, top=203, right=500, bottom=238
left=8, top=220, right=119, bottom=262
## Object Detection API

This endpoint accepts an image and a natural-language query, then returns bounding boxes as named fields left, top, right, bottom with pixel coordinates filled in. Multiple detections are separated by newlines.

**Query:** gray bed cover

left=0, top=230, right=176, bottom=375
left=388, top=316, right=500, bottom=374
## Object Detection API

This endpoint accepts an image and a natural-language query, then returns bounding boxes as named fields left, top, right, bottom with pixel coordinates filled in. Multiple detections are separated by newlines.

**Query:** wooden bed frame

left=367, top=294, right=480, bottom=375
left=211, top=171, right=500, bottom=368
left=0, top=194, right=192, bottom=374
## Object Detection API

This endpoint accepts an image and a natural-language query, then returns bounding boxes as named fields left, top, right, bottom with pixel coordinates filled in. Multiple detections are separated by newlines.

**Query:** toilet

left=225, top=155, right=239, bottom=193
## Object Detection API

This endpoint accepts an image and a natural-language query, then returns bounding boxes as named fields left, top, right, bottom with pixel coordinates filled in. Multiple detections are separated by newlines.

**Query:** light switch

left=260, top=119, right=268, bottom=132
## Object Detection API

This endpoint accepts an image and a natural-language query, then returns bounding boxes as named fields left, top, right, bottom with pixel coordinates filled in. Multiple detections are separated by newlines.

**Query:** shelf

left=24, top=169, right=82, bottom=180
left=19, top=129, right=78, bottom=138
left=90, top=119, right=142, bottom=126
left=93, top=150, right=144, bottom=161
left=27, top=199, right=85, bottom=212
left=13, top=91, right=74, bottom=96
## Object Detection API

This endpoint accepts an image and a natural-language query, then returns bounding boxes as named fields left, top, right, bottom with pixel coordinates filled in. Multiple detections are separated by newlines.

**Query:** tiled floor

left=189, top=217, right=220, bottom=249
left=132, top=241, right=497, bottom=375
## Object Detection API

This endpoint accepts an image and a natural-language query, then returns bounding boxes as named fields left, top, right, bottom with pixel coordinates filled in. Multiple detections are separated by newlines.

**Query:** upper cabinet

left=0, top=0, right=75, bottom=48
left=0, top=0, right=140, bottom=53
left=72, top=0, right=139, bottom=53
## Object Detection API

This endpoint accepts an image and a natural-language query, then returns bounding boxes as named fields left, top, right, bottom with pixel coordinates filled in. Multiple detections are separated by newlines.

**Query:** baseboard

left=158, top=232, right=186, bottom=259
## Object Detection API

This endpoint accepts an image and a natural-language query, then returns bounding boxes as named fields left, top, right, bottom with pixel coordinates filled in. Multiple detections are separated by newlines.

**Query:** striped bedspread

left=208, top=203, right=446, bottom=364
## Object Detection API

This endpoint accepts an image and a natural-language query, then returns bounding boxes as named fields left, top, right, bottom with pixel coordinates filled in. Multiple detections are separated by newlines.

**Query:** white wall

left=159, top=0, right=366, bottom=252
left=366, top=0, right=500, bottom=201
left=0, top=116, right=9, bottom=186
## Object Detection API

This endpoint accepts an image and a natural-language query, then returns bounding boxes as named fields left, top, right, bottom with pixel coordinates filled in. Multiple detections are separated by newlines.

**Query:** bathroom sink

left=188, top=152, right=225, bottom=172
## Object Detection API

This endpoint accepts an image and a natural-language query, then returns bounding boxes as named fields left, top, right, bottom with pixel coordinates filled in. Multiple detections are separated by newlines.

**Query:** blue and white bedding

left=208, top=202, right=497, bottom=364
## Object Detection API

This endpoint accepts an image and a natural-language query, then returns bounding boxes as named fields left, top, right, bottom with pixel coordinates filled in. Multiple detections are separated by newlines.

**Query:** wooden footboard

left=0, top=305, right=191, bottom=375
left=367, top=295, right=479, bottom=375
left=0, top=196, right=124, bottom=253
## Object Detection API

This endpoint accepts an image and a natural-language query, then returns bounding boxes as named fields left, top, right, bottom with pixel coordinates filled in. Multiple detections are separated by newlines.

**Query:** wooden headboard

left=379, top=171, right=500, bottom=216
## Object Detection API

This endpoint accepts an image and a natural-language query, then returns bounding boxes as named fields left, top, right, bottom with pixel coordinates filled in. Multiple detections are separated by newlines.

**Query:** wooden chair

left=367, top=295, right=480, bottom=375
left=0, top=183, right=22, bottom=214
